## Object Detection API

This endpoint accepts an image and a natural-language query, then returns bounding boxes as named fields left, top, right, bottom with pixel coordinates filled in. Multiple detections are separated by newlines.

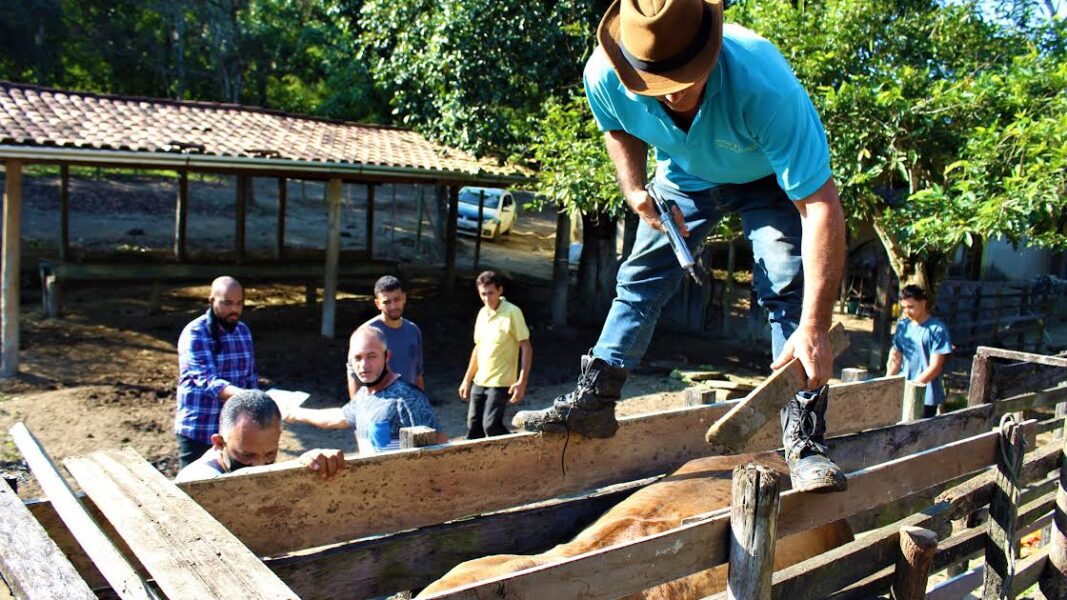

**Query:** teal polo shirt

left=583, top=23, right=832, bottom=200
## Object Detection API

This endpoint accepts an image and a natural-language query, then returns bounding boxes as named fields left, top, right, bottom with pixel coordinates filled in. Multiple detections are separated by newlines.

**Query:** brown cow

left=417, top=452, right=852, bottom=599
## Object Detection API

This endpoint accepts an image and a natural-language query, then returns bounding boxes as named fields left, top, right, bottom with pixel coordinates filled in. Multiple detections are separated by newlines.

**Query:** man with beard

left=352, top=275, right=425, bottom=398
left=285, top=326, right=446, bottom=454
left=175, top=276, right=258, bottom=468
left=175, top=389, right=346, bottom=483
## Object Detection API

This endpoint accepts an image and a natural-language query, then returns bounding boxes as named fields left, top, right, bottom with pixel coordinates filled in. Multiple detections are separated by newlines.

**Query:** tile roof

left=0, top=81, right=528, bottom=182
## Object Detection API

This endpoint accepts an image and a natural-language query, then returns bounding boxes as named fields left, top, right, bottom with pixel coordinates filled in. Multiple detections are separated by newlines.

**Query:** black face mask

left=353, top=352, right=391, bottom=388
left=221, top=449, right=251, bottom=473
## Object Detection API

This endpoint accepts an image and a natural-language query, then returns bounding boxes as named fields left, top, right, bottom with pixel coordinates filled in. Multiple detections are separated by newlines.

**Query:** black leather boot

left=781, top=386, right=847, bottom=493
left=512, top=354, right=627, bottom=438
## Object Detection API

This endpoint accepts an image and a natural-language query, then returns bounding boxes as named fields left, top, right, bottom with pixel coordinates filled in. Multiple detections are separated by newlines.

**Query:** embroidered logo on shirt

left=715, top=140, right=758, bottom=153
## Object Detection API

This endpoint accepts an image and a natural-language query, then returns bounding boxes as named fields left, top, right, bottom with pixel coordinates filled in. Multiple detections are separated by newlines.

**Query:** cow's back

left=417, top=452, right=852, bottom=598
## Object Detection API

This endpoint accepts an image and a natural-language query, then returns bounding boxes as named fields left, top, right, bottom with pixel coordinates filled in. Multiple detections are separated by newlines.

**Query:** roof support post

left=276, top=177, right=286, bottom=260
left=366, top=183, right=375, bottom=258
left=174, top=169, right=188, bottom=262
left=235, top=175, right=248, bottom=263
left=322, top=178, right=342, bottom=338
left=2, top=160, right=21, bottom=377
left=59, top=164, right=70, bottom=261
left=444, top=185, right=458, bottom=296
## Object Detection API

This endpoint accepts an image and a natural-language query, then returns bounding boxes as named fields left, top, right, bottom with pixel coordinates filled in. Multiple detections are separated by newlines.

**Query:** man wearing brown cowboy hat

left=514, top=0, right=848, bottom=493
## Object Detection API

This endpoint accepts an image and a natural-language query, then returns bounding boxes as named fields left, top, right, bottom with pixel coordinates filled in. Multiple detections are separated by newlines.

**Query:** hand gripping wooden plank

left=704, top=322, right=849, bottom=452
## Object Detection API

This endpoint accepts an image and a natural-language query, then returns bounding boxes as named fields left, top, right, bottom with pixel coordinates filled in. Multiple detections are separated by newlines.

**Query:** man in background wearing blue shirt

left=515, top=0, right=848, bottom=492
left=176, top=276, right=259, bottom=468
left=352, top=276, right=426, bottom=399
left=887, top=285, right=953, bottom=418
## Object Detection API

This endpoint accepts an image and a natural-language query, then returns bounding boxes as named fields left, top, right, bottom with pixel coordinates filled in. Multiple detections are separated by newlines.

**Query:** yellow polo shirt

left=473, top=298, right=530, bottom=387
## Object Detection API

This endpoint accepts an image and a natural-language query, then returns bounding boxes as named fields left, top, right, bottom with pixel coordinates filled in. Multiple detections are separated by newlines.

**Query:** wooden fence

left=3, top=347, right=1067, bottom=599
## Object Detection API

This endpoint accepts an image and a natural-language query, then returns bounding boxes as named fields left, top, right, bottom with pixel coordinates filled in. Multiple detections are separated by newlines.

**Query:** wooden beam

left=321, top=178, right=342, bottom=338
left=59, top=164, right=70, bottom=261
left=235, top=175, right=248, bottom=263
left=1041, top=437, right=1067, bottom=599
left=174, top=169, right=188, bottom=262
left=444, top=185, right=458, bottom=296
left=890, top=526, right=937, bottom=600
left=901, top=381, right=926, bottom=422
left=64, top=447, right=297, bottom=599
left=968, top=352, right=996, bottom=406
left=8, top=423, right=155, bottom=600
left=420, top=423, right=1027, bottom=600
left=978, top=346, right=1067, bottom=369
left=366, top=183, right=375, bottom=258
left=179, top=376, right=904, bottom=556
left=0, top=480, right=96, bottom=600
left=2, top=160, right=21, bottom=377
left=276, top=177, right=286, bottom=260
left=267, top=478, right=651, bottom=599
left=400, top=426, right=438, bottom=449
left=727, top=465, right=780, bottom=600
left=704, top=322, right=849, bottom=451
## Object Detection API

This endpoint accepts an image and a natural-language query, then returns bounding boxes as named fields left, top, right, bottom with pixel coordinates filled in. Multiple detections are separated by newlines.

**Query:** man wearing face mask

left=175, top=389, right=346, bottom=482
left=175, top=276, right=258, bottom=468
left=285, top=326, right=447, bottom=454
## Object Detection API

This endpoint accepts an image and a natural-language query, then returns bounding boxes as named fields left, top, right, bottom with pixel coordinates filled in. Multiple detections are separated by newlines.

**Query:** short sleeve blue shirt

left=362, top=316, right=424, bottom=386
left=892, top=316, right=953, bottom=406
left=341, top=379, right=442, bottom=453
left=583, top=24, right=832, bottom=200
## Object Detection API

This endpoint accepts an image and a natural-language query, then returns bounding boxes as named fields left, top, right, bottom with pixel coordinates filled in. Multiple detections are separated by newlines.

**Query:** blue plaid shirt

left=175, top=309, right=258, bottom=444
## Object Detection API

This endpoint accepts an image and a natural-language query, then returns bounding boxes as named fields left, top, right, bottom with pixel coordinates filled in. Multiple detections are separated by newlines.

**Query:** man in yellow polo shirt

left=458, top=270, right=533, bottom=438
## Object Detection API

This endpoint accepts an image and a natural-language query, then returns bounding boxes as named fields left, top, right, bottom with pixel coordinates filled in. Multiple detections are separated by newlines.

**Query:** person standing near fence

left=458, top=271, right=533, bottom=439
left=175, top=276, right=258, bottom=468
left=354, top=275, right=426, bottom=396
left=887, top=284, right=952, bottom=418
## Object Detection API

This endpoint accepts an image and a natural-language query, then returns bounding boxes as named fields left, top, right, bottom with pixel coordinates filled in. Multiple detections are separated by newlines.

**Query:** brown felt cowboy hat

left=598, top=0, right=724, bottom=96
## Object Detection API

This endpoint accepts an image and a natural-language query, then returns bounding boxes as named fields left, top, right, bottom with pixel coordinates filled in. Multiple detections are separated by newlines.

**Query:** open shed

left=0, top=81, right=531, bottom=377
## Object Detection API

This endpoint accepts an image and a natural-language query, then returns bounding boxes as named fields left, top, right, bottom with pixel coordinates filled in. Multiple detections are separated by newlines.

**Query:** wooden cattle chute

left=4, top=350, right=1066, bottom=599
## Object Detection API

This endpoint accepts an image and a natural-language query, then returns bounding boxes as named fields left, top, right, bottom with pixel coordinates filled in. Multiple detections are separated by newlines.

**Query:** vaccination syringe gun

left=646, top=183, right=703, bottom=285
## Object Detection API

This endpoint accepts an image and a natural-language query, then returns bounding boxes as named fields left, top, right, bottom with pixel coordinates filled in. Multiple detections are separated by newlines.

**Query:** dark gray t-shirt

left=341, top=379, right=441, bottom=454
left=363, top=316, right=424, bottom=385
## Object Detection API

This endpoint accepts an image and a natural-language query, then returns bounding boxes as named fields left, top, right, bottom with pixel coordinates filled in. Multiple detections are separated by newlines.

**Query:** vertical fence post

left=727, top=464, right=781, bottom=600
left=968, top=349, right=996, bottom=407
left=902, top=381, right=927, bottom=423
left=891, top=526, right=938, bottom=600
left=982, top=417, right=1025, bottom=599
left=399, top=426, right=438, bottom=449
left=841, top=368, right=870, bottom=383
left=1039, top=436, right=1067, bottom=598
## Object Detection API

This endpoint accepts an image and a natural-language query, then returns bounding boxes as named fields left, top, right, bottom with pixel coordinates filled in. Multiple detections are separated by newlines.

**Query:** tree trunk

left=872, top=221, right=949, bottom=307
left=575, top=210, right=619, bottom=325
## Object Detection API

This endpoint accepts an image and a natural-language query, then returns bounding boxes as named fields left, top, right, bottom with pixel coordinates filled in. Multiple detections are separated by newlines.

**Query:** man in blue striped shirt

left=175, top=276, right=258, bottom=468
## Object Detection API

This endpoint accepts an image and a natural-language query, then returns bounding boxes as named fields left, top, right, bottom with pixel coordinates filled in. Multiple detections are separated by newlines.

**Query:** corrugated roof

left=0, top=81, right=529, bottom=183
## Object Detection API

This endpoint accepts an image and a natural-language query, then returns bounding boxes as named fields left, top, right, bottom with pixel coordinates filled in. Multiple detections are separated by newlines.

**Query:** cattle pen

left=2, top=345, right=1067, bottom=599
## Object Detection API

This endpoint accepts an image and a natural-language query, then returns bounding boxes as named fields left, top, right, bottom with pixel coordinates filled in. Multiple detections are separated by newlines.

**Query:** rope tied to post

left=995, top=413, right=1027, bottom=599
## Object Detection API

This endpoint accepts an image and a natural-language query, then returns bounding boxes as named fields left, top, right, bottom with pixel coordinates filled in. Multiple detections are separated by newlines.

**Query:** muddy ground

left=0, top=169, right=955, bottom=499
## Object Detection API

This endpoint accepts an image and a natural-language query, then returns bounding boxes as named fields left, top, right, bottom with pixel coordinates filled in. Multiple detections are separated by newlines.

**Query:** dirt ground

left=0, top=169, right=949, bottom=500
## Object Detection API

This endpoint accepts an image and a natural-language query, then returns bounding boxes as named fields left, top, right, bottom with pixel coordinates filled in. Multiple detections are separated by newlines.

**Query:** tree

left=729, top=0, right=1067, bottom=296
left=359, top=0, right=596, bottom=159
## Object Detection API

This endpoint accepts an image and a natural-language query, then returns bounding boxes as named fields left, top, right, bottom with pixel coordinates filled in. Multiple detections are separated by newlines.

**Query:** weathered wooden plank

left=902, top=381, right=926, bottom=422
left=1041, top=437, right=1067, bottom=599
left=937, top=437, right=1062, bottom=520
left=181, top=376, right=904, bottom=556
left=44, top=259, right=394, bottom=282
left=0, top=480, right=96, bottom=600
left=978, top=346, right=1067, bottom=369
left=727, top=465, right=780, bottom=600
left=400, top=426, right=439, bottom=449
left=704, top=323, right=849, bottom=451
left=982, top=418, right=1025, bottom=599
left=268, top=478, right=652, bottom=600
left=993, top=384, right=1067, bottom=416
left=2, top=160, right=21, bottom=377
left=891, top=526, right=937, bottom=600
left=9, top=423, right=155, bottom=600
left=64, top=447, right=297, bottom=600
left=174, top=169, right=188, bottom=262
left=420, top=424, right=1023, bottom=600
left=969, top=352, right=996, bottom=407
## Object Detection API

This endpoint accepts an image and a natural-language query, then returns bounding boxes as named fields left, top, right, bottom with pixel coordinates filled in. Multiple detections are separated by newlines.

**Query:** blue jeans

left=593, top=176, right=804, bottom=369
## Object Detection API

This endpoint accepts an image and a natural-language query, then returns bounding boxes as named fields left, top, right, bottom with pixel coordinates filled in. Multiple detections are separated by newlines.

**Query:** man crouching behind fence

left=175, top=389, right=345, bottom=483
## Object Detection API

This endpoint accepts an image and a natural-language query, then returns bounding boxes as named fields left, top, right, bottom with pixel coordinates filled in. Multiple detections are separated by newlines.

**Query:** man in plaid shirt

left=175, top=276, right=258, bottom=468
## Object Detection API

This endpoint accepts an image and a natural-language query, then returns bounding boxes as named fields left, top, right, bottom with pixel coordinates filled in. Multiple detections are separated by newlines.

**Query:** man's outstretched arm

left=770, top=177, right=846, bottom=389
